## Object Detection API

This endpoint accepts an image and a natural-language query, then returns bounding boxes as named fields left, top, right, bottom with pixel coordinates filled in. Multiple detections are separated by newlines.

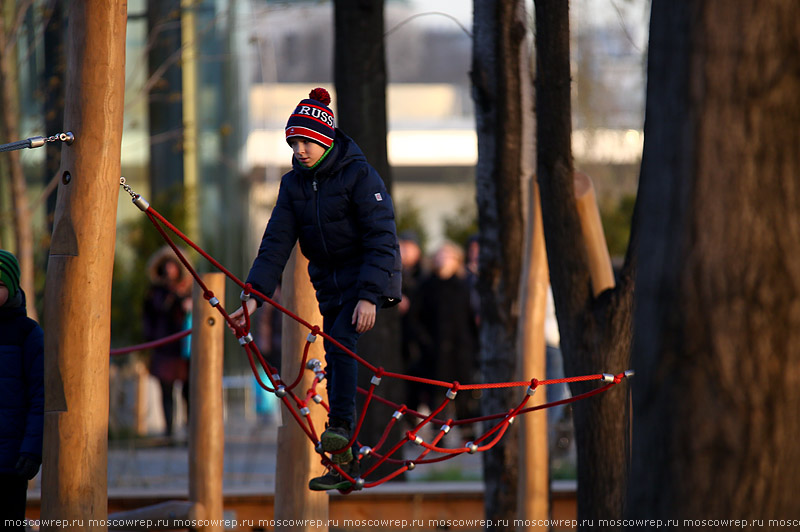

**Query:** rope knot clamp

left=239, top=289, right=251, bottom=302
left=507, top=415, right=516, bottom=425
left=526, top=383, right=537, bottom=396
left=306, top=358, right=322, bottom=371
left=446, top=388, right=458, bottom=400
left=392, top=410, right=404, bottom=421
left=238, top=333, right=254, bottom=346
left=370, top=374, right=382, bottom=386
left=409, top=433, right=423, bottom=445
left=275, top=385, right=287, bottom=398
left=406, top=461, right=416, bottom=471
left=208, top=297, right=220, bottom=307
left=271, top=373, right=281, bottom=383
left=300, top=406, right=310, bottom=417
left=466, top=442, right=478, bottom=454
left=624, top=369, right=635, bottom=379
left=602, top=373, right=615, bottom=383
left=359, top=446, right=372, bottom=457
left=440, top=424, right=451, bottom=434
left=312, top=394, right=323, bottom=404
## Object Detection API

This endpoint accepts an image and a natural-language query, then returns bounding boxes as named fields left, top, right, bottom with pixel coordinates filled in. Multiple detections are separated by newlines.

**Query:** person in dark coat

left=143, top=247, right=192, bottom=439
left=409, top=241, right=479, bottom=428
left=230, top=88, right=402, bottom=492
left=0, top=250, right=43, bottom=530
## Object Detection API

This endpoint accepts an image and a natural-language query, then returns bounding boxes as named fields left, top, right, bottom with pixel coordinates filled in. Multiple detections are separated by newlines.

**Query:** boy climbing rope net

left=229, top=88, right=402, bottom=491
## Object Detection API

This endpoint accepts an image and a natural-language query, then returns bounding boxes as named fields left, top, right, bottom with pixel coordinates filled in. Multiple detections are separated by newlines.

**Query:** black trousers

left=0, top=473, right=28, bottom=531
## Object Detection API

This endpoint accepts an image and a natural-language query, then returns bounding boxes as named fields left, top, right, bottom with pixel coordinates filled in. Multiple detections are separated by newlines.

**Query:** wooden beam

left=274, top=246, right=329, bottom=531
left=189, top=273, right=226, bottom=531
left=516, top=180, right=550, bottom=527
left=574, top=172, right=615, bottom=296
left=41, top=2, right=127, bottom=530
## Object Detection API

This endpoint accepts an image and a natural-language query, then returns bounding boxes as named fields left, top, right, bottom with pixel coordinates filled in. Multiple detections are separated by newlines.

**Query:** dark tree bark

left=629, top=1, right=800, bottom=521
left=147, top=0, right=184, bottom=202
left=333, top=0, right=403, bottom=481
left=471, top=0, right=527, bottom=525
left=44, top=0, right=66, bottom=231
left=534, top=1, right=634, bottom=528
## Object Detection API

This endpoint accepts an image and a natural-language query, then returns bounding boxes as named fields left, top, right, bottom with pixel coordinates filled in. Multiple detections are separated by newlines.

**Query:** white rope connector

left=238, top=333, right=253, bottom=345
left=624, top=369, right=635, bottom=378
left=507, top=416, right=515, bottom=425
left=371, top=375, right=382, bottom=386
left=208, top=297, right=220, bottom=307
left=359, top=446, right=372, bottom=457
left=392, top=411, right=404, bottom=421
left=440, top=424, right=451, bottom=434
left=300, top=407, right=310, bottom=416
left=466, top=442, right=478, bottom=454
left=602, top=373, right=615, bottom=383
left=406, top=461, right=416, bottom=471
left=275, top=385, right=286, bottom=398
left=355, top=478, right=365, bottom=490
left=307, top=332, right=318, bottom=343
left=312, top=394, right=323, bottom=404
left=446, top=388, right=458, bottom=400
left=306, top=358, right=321, bottom=370
left=412, top=435, right=423, bottom=445
left=526, top=386, right=537, bottom=396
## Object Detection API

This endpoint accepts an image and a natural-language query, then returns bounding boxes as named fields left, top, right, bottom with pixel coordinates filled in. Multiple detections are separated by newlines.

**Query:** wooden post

left=189, top=273, right=225, bottom=531
left=275, top=246, right=329, bottom=531
left=574, top=172, right=615, bottom=296
left=41, top=2, right=127, bottom=530
left=516, top=180, right=550, bottom=528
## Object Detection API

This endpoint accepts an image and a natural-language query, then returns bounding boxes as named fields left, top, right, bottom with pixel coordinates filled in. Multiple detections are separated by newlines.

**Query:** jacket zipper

left=312, top=178, right=343, bottom=304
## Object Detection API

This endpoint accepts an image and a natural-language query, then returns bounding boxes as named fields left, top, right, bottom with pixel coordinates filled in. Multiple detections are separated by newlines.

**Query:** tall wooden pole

left=574, top=172, right=615, bottom=296
left=275, top=246, right=329, bottom=531
left=41, top=2, right=127, bottom=530
left=516, top=181, right=550, bottom=528
left=189, top=273, right=225, bottom=531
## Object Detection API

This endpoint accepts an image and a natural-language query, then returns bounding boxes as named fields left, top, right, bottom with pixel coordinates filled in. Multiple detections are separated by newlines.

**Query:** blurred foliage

left=442, top=200, right=478, bottom=249
left=394, top=196, right=429, bottom=254
left=600, top=193, right=635, bottom=259
left=111, top=187, right=188, bottom=350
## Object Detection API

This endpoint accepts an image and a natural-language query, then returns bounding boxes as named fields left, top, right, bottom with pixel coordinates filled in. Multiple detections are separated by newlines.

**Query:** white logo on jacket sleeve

left=374, top=193, right=383, bottom=201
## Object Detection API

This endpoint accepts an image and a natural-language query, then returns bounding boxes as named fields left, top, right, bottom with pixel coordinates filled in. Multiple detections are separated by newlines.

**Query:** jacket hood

left=147, top=246, right=192, bottom=285
left=0, top=288, right=26, bottom=318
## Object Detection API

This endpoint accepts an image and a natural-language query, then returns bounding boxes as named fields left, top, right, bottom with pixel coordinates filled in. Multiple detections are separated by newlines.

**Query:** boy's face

left=288, top=137, right=326, bottom=168
left=0, top=281, right=8, bottom=307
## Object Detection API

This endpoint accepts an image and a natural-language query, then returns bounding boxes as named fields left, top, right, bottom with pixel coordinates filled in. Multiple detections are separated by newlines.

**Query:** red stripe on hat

left=285, top=126, right=333, bottom=146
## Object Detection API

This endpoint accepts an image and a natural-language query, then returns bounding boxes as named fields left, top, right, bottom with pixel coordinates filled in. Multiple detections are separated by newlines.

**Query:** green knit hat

left=0, top=249, right=21, bottom=299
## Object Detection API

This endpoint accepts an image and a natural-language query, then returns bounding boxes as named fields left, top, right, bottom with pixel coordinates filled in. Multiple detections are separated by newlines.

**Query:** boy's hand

left=352, top=299, right=376, bottom=333
left=228, top=297, right=258, bottom=332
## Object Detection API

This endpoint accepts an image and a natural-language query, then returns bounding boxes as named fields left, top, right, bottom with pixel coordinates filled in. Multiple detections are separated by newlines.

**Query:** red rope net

left=124, top=198, right=632, bottom=492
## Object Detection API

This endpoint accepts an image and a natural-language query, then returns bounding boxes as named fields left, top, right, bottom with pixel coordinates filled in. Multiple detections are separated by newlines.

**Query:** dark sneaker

left=321, top=423, right=352, bottom=464
left=308, top=460, right=360, bottom=491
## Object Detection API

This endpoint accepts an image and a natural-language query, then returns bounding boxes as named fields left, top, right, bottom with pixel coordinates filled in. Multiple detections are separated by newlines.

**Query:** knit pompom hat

left=0, top=249, right=20, bottom=299
left=285, top=88, right=336, bottom=149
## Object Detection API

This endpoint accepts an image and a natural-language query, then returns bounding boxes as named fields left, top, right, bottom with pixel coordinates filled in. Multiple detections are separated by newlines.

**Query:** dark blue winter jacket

left=246, top=130, right=402, bottom=314
left=0, top=290, right=44, bottom=473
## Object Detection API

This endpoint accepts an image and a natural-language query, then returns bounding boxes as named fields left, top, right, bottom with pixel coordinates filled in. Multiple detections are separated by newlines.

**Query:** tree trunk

left=44, top=0, right=66, bottom=231
left=0, top=2, right=37, bottom=320
left=147, top=0, right=184, bottom=202
left=471, top=0, right=528, bottom=525
left=333, top=0, right=403, bottom=482
left=629, top=0, right=800, bottom=521
left=534, top=1, right=633, bottom=528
